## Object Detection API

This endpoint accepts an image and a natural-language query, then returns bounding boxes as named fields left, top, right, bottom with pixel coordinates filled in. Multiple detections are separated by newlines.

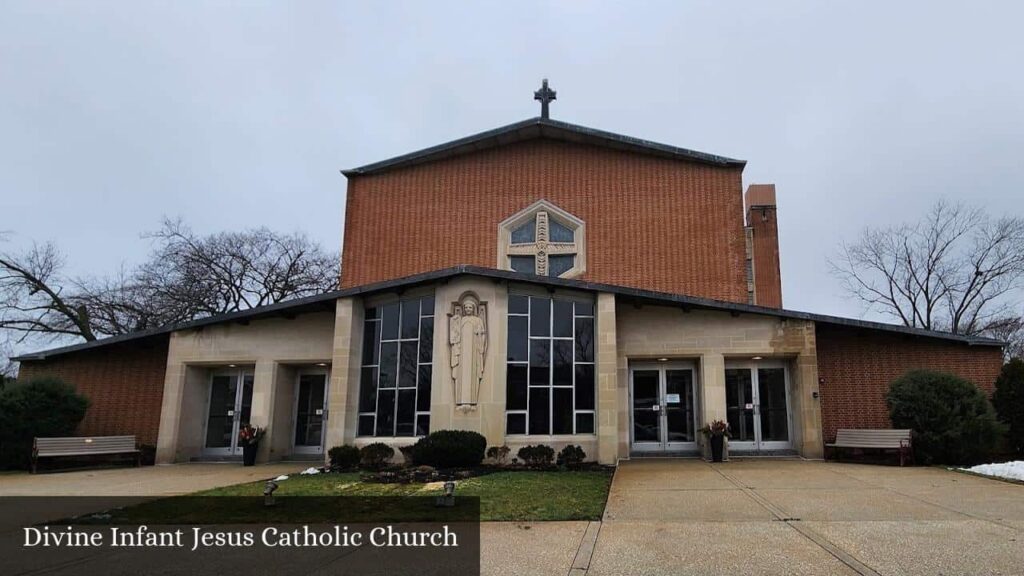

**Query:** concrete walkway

left=578, top=459, right=1024, bottom=576
left=0, top=462, right=306, bottom=496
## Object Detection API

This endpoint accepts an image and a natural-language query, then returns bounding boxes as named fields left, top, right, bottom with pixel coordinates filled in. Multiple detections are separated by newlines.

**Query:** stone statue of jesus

left=449, top=296, right=487, bottom=409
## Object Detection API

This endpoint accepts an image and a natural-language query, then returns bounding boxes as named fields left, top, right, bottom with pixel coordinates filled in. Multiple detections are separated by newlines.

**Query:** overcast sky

left=2, top=1, right=1023, bottom=348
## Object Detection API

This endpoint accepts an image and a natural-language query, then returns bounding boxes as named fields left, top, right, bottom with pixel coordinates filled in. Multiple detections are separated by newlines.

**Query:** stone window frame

left=497, top=200, right=587, bottom=278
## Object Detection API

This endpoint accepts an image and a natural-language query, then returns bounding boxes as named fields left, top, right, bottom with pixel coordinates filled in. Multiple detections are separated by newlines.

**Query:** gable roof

left=341, top=117, right=746, bottom=176
left=13, top=265, right=1003, bottom=362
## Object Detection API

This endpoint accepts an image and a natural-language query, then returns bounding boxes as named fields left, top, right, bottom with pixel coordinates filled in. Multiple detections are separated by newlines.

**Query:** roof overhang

left=14, top=265, right=1004, bottom=362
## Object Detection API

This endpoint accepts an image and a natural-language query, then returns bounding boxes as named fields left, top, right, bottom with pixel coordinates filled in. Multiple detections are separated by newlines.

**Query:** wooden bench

left=32, top=435, right=141, bottom=473
left=826, top=429, right=913, bottom=466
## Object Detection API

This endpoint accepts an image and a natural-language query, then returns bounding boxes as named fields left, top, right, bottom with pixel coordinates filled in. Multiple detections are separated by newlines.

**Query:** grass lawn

left=197, top=470, right=613, bottom=521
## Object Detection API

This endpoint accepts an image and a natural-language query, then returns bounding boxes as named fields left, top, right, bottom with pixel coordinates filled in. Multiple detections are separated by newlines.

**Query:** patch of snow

left=959, top=461, right=1024, bottom=481
left=273, top=475, right=289, bottom=481
left=299, top=467, right=321, bottom=475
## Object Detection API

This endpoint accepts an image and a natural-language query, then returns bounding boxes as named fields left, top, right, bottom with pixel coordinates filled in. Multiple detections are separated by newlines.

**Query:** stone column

left=324, top=296, right=363, bottom=461
left=596, top=292, right=620, bottom=465
left=701, top=353, right=727, bottom=423
left=249, top=359, right=278, bottom=463
left=155, top=357, right=186, bottom=464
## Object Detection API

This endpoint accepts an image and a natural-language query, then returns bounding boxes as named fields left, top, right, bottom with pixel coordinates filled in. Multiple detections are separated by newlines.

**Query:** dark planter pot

left=710, top=435, right=725, bottom=463
left=242, top=444, right=258, bottom=466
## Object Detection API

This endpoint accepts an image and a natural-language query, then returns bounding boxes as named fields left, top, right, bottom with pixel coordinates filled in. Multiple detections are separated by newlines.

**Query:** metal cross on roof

left=534, top=79, right=556, bottom=119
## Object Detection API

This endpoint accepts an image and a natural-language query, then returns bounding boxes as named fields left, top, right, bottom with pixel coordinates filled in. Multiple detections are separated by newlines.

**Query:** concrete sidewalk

left=583, top=459, right=1024, bottom=576
left=0, top=462, right=306, bottom=496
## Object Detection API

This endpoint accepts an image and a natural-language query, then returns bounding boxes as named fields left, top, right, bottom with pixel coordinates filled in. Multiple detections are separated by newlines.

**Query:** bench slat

left=35, top=435, right=138, bottom=456
left=827, top=429, right=911, bottom=449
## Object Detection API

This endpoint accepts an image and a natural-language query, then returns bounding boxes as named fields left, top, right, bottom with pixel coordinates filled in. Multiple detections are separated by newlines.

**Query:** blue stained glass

left=550, top=219, right=574, bottom=242
left=511, top=219, right=536, bottom=244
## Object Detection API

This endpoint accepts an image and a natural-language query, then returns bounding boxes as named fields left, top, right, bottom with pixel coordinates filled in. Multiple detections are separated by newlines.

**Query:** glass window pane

left=575, top=301, right=594, bottom=317
left=575, top=365, right=595, bottom=410
left=506, top=364, right=528, bottom=410
left=530, top=297, right=550, bottom=336
left=365, top=307, right=379, bottom=320
left=399, top=341, right=418, bottom=388
left=507, top=316, right=528, bottom=362
left=511, top=219, right=536, bottom=244
left=510, top=256, right=536, bottom=273
left=575, top=318, right=594, bottom=362
left=362, top=321, right=380, bottom=365
left=419, top=317, right=434, bottom=363
left=758, top=368, right=789, bottom=442
left=575, top=413, right=595, bottom=434
left=530, top=340, right=550, bottom=387
left=553, top=300, right=573, bottom=337
left=396, top=389, right=417, bottom=437
left=416, top=414, right=430, bottom=436
left=358, top=415, right=375, bottom=437
left=549, top=255, right=575, bottom=277
left=549, top=218, right=574, bottom=242
left=375, top=389, right=396, bottom=436
left=529, top=388, right=550, bottom=435
left=420, top=296, right=435, bottom=317
left=553, top=340, right=573, bottom=387
left=509, top=295, right=529, bottom=314
left=506, top=413, right=526, bottom=435
left=401, top=300, right=419, bottom=339
left=553, top=388, right=573, bottom=434
left=381, top=303, right=400, bottom=340
left=358, top=367, right=378, bottom=413
left=417, top=365, right=432, bottom=411
left=379, top=342, right=398, bottom=388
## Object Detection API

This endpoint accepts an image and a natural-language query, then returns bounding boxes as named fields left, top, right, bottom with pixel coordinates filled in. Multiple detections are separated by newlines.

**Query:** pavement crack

left=567, top=520, right=601, bottom=576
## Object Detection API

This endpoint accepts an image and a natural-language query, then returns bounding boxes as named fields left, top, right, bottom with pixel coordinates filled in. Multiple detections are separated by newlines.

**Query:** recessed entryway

left=202, top=367, right=255, bottom=457
left=629, top=361, right=700, bottom=454
left=725, top=360, right=793, bottom=454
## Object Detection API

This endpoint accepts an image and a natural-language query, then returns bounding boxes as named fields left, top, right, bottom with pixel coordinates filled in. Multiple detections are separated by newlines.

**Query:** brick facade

left=745, top=184, right=782, bottom=307
left=342, top=139, right=750, bottom=302
left=815, top=324, right=1003, bottom=443
left=16, top=336, right=170, bottom=446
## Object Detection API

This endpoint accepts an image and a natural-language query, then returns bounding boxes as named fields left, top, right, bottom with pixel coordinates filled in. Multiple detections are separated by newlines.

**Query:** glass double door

left=630, top=363, right=698, bottom=452
left=293, top=371, right=329, bottom=455
left=725, top=363, right=791, bottom=452
left=204, top=368, right=254, bottom=456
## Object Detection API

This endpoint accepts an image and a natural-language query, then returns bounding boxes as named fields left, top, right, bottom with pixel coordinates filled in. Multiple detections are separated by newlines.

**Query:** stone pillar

left=249, top=359, right=278, bottom=463
left=596, top=292, right=620, bottom=465
left=324, top=296, right=363, bottom=461
left=794, top=322, right=823, bottom=458
left=701, top=353, right=727, bottom=424
left=155, top=357, right=186, bottom=464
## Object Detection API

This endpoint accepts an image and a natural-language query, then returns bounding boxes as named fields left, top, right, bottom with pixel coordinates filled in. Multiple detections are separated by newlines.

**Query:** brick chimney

left=744, top=184, right=783, bottom=308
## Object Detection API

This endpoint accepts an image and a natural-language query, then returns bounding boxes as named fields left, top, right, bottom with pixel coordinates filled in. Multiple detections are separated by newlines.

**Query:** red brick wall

left=342, top=139, right=749, bottom=302
left=816, top=324, right=1003, bottom=443
left=16, top=336, right=169, bottom=446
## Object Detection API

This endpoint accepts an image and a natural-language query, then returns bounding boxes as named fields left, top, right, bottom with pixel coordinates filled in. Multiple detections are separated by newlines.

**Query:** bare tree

left=984, top=315, right=1024, bottom=361
left=1, top=220, right=341, bottom=357
left=831, top=200, right=1024, bottom=338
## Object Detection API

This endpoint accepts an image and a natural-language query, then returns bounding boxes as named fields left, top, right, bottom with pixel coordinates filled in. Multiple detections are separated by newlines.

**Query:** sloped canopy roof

left=14, top=265, right=1003, bottom=362
left=342, top=117, right=746, bottom=176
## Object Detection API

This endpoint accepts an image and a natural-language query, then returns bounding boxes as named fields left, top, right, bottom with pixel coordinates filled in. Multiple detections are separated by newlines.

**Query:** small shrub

left=359, top=443, right=395, bottom=470
left=517, top=444, right=555, bottom=467
left=887, top=370, right=1005, bottom=465
left=409, top=430, right=487, bottom=468
left=0, top=377, right=89, bottom=469
left=993, top=359, right=1024, bottom=456
left=398, top=444, right=415, bottom=465
left=328, top=445, right=360, bottom=470
left=486, top=445, right=511, bottom=465
left=557, top=445, right=586, bottom=467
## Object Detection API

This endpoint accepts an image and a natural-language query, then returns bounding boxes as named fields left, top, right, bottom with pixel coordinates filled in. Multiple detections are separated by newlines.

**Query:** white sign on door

left=666, top=394, right=681, bottom=404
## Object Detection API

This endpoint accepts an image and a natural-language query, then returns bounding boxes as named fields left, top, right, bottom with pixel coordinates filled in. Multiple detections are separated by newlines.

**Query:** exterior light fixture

left=751, top=356, right=763, bottom=361
left=316, top=363, right=327, bottom=367
left=264, top=480, right=279, bottom=507
left=436, top=480, right=456, bottom=507
left=228, top=364, right=237, bottom=368
left=658, top=358, right=669, bottom=362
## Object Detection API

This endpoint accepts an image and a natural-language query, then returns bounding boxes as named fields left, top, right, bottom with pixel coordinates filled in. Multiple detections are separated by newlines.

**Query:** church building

left=16, top=82, right=1005, bottom=465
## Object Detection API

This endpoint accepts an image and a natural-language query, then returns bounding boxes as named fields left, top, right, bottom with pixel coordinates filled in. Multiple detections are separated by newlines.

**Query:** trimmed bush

left=486, top=445, right=511, bottom=465
left=993, top=359, right=1024, bottom=455
left=557, top=445, right=586, bottom=467
left=0, top=377, right=89, bottom=469
left=409, top=430, right=487, bottom=468
left=517, top=444, right=555, bottom=467
left=328, top=445, right=360, bottom=470
left=359, top=443, right=395, bottom=470
left=887, top=370, right=1005, bottom=465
